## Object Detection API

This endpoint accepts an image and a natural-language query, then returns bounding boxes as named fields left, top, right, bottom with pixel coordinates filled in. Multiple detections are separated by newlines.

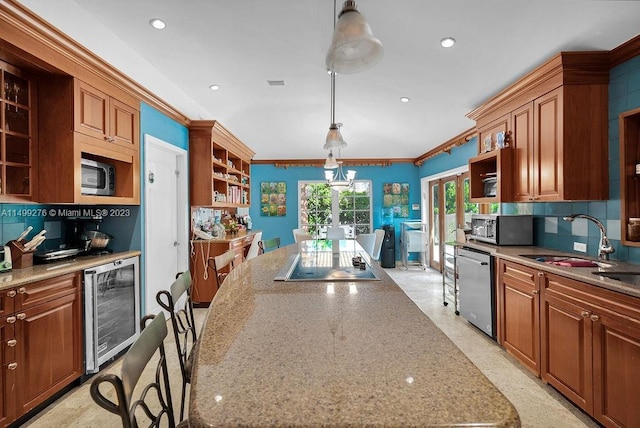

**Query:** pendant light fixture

left=324, top=70, right=347, bottom=150
left=325, top=0, right=384, bottom=74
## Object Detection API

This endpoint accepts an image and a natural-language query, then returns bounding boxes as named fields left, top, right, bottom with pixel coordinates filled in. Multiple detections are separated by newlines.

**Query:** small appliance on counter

left=0, top=245, right=12, bottom=272
left=468, top=214, right=533, bottom=246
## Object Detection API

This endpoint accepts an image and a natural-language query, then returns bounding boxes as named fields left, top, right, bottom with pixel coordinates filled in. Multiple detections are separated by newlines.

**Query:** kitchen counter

left=189, top=229, right=259, bottom=244
left=0, top=250, right=141, bottom=291
left=189, top=243, right=521, bottom=427
left=460, top=239, right=640, bottom=299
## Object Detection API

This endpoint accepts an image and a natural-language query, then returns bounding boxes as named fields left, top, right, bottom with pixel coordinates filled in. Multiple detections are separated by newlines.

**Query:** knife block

left=7, top=240, right=35, bottom=269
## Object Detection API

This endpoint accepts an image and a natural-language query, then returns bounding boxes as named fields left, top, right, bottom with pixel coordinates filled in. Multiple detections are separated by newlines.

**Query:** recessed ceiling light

left=440, top=37, right=456, bottom=48
left=149, top=18, right=166, bottom=30
left=209, top=84, right=220, bottom=91
left=400, top=97, right=410, bottom=103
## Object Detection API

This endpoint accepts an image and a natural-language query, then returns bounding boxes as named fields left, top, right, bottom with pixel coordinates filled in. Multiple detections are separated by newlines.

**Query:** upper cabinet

left=468, top=52, right=610, bottom=202
left=189, top=120, right=254, bottom=208
left=0, top=61, right=37, bottom=201
left=74, top=80, right=138, bottom=151
left=620, top=107, right=640, bottom=246
left=37, top=76, right=140, bottom=205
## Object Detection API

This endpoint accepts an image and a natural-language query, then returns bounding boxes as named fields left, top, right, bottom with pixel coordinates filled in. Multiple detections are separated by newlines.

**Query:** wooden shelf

left=620, top=107, right=640, bottom=246
left=469, top=148, right=512, bottom=202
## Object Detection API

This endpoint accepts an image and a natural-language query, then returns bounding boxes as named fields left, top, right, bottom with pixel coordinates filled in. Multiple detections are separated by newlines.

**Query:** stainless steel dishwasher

left=456, top=246, right=496, bottom=340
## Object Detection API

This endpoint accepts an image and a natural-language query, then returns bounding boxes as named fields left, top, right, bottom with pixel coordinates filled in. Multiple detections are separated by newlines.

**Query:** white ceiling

left=17, top=0, right=640, bottom=161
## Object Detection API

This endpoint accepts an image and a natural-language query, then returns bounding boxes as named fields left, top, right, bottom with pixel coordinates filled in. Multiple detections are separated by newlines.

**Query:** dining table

left=188, top=240, right=520, bottom=427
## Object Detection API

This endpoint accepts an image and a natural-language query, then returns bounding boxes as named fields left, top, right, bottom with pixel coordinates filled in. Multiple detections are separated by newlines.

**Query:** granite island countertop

left=0, top=250, right=141, bottom=291
left=189, top=243, right=520, bottom=427
left=460, top=239, right=640, bottom=299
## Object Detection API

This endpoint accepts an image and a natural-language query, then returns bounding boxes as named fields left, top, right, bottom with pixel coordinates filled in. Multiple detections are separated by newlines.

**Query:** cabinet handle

left=17, top=287, right=26, bottom=294
left=538, top=272, right=545, bottom=278
left=7, top=339, right=17, bottom=347
left=581, top=311, right=590, bottom=318
left=16, top=313, right=26, bottom=320
left=590, top=314, right=600, bottom=322
left=6, top=290, right=16, bottom=298
left=6, top=316, right=16, bottom=324
left=7, top=362, right=17, bottom=370
left=532, top=290, right=539, bottom=295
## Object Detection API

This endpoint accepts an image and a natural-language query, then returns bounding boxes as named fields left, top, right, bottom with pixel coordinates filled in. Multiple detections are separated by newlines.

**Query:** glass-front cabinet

left=1, top=61, right=34, bottom=199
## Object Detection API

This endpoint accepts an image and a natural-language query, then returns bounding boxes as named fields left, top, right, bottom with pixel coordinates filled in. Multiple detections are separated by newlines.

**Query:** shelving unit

left=189, top=120, right=254, bottom=208
left=1, top=62, right=36, bottom=200
left=442, top=242, right=458, bottom=314
left=468, top=147, right=512, bottom=203
left=620, top=107, right=640, bottom=246
left=400, top=221, right=428, bottom=269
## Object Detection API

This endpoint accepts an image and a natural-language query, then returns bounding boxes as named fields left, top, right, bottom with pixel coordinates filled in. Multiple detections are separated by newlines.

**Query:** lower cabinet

left=496, top=259, right=541, bottom=376
left=1, top=272, right=82, bottom=427
left=499, top=259, right=640, bottom=428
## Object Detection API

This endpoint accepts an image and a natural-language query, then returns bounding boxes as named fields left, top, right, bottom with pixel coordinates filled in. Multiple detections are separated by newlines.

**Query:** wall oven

left=83, top=256, right=140, bottom=374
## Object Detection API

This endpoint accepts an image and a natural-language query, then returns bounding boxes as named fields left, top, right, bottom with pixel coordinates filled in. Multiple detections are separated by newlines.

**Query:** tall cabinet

left=468, top=52, right=610, bottom=203
left=188, top=120, right=256, bottom=305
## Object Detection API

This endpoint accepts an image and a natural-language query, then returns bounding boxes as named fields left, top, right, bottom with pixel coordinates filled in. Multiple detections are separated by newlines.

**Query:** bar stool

left=90, top=312, right=179, bottom=427
left=258, top=237, right=281, bottom=254
left=209, top=249, right=236, bottom=287
left=156, top=271, right=197, bottom=422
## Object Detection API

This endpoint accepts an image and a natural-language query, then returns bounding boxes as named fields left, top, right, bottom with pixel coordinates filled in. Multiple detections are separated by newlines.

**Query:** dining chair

left=90, top=312, right=178, bottom=427
left=245, top=231, right=263, bottom=260
left=209, top=249, right=236, bottom=287
left=156, top=271, right=197, bottom=422
left=293, top=229, right=313, bottom=243
left=371, top=229, right=386, bottom=261
left=326, top=226, right=346, bottom=240
left=258, top=237, right=281, bottom=253
left=356, top=233, right=376, bottom=257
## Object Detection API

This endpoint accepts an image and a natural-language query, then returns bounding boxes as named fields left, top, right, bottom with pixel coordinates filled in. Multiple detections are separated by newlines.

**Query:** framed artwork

left=260, top=181, right=287, bottom=216
left=383, top=182, right=409, bottom=218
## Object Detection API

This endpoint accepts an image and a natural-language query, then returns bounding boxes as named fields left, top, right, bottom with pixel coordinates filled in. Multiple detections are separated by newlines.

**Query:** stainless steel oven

left=83, top=256, right=140, bottom=373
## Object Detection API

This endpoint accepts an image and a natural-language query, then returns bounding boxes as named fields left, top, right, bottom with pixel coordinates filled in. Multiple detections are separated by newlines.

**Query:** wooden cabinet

left=619, top=107, right=640, bottom=246
left=468, top=52, right=609, bottom=202
left=496, top=259, right=541, bottom=376
left=0, top=273, right=82, bottom=427
left=74, top=80, right=139, bottom=151
left=468, top=147, right=512, bottom=202
left=189, top=120, right=254, bottom=208
left=541, top=271, right=640, bottom=428
left=190, top=233, right=257, bottom=306
left=0, top=60, right=37, bottom=202
left=37, top=75, right=140, bottom=205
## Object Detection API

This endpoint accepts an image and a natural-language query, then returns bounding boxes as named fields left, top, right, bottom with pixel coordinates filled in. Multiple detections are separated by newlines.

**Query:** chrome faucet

left=563, top=214, right=615, bottom=260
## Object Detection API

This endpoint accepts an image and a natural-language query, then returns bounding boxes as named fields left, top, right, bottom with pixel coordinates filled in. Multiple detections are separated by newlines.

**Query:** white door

left=144, top=134, right=188, bottom=315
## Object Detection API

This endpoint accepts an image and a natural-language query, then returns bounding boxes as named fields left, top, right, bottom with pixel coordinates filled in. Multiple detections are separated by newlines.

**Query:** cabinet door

left=512, top=102, right=534, bottom=202
left=109, top=98, right=139, bottom=150
left=592, top=312, right=640, bottom=428
left=533, top=87, right=563, bottom=201
left=74, top=80, right=108, bottom=141
left=0, top=316, right=17, bottom=426
left=541, top=292, right=593, bottom=413
left=498, top=260, right=540, bottom=376
left=15, top=290, right=82, bottom=415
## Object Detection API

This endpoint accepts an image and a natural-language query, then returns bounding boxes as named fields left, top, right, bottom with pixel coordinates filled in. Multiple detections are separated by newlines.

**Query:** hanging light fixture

left=325, top=0, right=384, bottom=74
left=324, top=70, right=347, bottom=150
left=325, top=150, right=356, bottom=191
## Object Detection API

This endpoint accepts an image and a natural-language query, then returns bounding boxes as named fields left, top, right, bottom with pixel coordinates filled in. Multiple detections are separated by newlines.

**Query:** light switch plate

left=573, top=242, right=587, bottom=252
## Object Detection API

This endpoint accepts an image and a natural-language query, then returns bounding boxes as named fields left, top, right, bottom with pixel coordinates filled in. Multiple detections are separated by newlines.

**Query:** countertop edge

left=0, top=250, right=141, bottom=291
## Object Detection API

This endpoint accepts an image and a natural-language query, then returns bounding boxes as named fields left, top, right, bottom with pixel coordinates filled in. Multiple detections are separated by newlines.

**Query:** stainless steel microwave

left=468, top=214, right=533, bottom=245
left=81, top=158, right=115, bottom=196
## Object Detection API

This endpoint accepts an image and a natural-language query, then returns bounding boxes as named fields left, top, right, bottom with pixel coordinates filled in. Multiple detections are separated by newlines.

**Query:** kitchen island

left=189, top=242, right=520, bottom=427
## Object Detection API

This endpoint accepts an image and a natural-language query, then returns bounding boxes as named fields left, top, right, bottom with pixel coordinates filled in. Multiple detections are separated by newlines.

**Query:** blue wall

left=418, top=137, right=477, bottom=177
left=250, top=163, right=421, bottom=258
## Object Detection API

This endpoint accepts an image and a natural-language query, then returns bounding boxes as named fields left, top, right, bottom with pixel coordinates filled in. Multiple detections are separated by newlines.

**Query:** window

left=299, top=180, right=372, bottom=238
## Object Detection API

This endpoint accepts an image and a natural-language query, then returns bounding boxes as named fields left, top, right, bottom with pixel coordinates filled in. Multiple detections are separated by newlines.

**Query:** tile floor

left=23, top=266, right=600, bottom=427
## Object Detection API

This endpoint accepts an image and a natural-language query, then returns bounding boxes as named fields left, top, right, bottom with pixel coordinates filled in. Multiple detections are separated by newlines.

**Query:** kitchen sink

left=591, top=271, right=640, bottom=286
left=519, top=254, right=611, bottom=268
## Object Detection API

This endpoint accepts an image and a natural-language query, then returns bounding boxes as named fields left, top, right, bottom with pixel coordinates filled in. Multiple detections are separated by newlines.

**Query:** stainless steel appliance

left=457, top=247, right=495, bottom=339
left=83, top=256, right=140, bottom=373
left=81, top=158, right=115, bottom=196
left=468, top=214, right=533, bottom=245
